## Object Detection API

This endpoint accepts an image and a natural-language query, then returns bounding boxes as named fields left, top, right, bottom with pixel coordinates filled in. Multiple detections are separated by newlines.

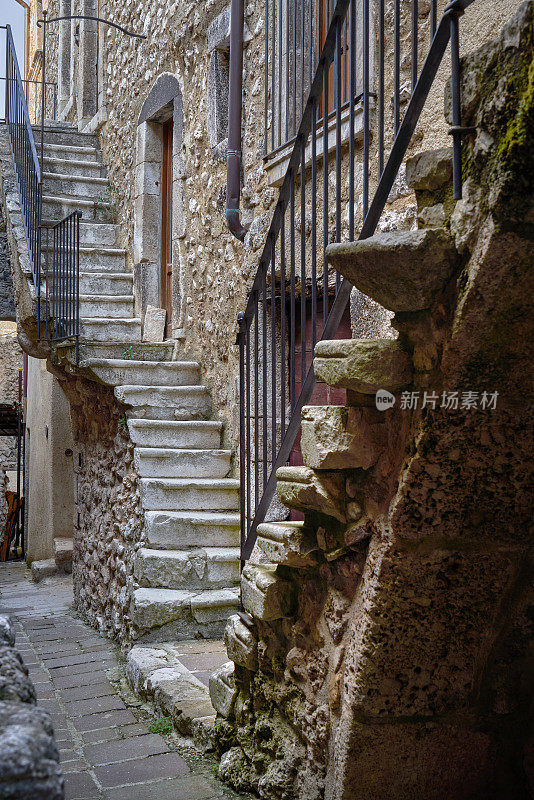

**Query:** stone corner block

left=276, top=466, right=346, bottom=522
left=241, top=564, right=294, bottom=621
left=314, top=339, right=412, bottom=395
left=224, top=614, right=258, bottom=671
left=256, top=521, right=319, bottom=568
left=209, top=661, right=237, bottom=719
left=300, top=405, right=387, bottom=470
left=405, top=147, right=453, bottom=193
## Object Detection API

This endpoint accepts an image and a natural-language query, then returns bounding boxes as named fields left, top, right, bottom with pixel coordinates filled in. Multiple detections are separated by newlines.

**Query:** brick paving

left=0, top=563, right=247, bottom=800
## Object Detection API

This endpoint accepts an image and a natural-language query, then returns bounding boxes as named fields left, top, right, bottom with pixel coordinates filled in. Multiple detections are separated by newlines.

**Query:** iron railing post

left=450, top=8, right=462, bottom=199
left=237, top=311, right=247, bottom=581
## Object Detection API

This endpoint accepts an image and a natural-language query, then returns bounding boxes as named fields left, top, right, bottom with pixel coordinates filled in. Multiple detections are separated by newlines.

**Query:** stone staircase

left=31, top=122, right=241, bottom=638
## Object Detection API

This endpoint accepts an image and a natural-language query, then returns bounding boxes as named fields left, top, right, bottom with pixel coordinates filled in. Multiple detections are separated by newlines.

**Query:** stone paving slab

left=0, top=563, right=250, bottom=800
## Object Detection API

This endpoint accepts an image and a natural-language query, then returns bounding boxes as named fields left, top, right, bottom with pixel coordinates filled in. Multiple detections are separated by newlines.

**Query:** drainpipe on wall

left=226, top=0, right=248, bottom=241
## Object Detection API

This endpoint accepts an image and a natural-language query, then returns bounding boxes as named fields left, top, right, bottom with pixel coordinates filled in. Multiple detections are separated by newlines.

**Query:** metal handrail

left=236, top=0, right=477, bottom=563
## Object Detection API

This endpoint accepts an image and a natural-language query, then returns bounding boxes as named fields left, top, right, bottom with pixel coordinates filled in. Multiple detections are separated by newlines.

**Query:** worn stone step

left=79, top=295, right=134, bottom=318
left=84, top=359, right=200, bottom=388
left=144, top=511, right=240, bottom=549
left=127, top=419, right=223, bottom=449
left=43, top=156, right=105, bottom=178
left=256, top=521, right=318, bottom=567
left=59, top=341, right=175, bottom=364
left=53, top=537, right=73, bottom=573
left=43, top=172, right=110, bottom=199
left=115, top=385, right=211, bottom=421
left=131, top=587, right=240, bottom=641
left=77, top=222, right=118, bottom=247
left=313, top=339, right=413, bottom=394
left=134, top=547, right=240, bottom=590
left=79, top=317, right=141, bottom=342
left=139, top=478, right=240, bottom=511
left=42, top=194, right=113, bottom=223
left=134, top=447, right=232, bottom=479
left=43, top=246, right=127, bottom=273
left=79, top=271, right=133, bottom=295
left=44, top=143, right=101, bottom=162
left=30, top=557, right=58, bottom=583
left=33, top=125, right=99, bottom=148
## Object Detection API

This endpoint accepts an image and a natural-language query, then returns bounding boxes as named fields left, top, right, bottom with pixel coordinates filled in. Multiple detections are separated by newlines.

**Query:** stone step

left=43, top=172, right=109, bottom=199
left=134, top=447, right=232, bottom=478
left=42, top=194, right=113, bottom=223
left=33, top=125, right=99, bottom=148
left=84, top=359, right=200, bottom=388
left=131, top=587, right=240, bottom=641
left=115, top=385, right=212, bottom=421
left=144, top=511, right=240, bottom=549
left=134, top=547, right=240, bottom=590
left=53, top=537, right=73, bottom=573
left=30, top=558, right=58, bottom=583
left=256, top=521, right=318, bottom=567
left=79, top=317, right=141, bottom=342
left=126, top=643, right=219, bottom=737
left=139, top=478, right=240, bottom=511
left=128, top=419, right=223, bottom=449
left=43, top=156, right=105, bottom=178
left=313, top=339, right=413, bottom=395
left=44, top=143, right=101, bottom=162
left=77, top=222, right=119, bottom=247
left=79, top=271, right=133, bottom=295
left=58, top=340, right=175, bottom=364
left=42, top=245, right=127, bottom=272
left=80, top=295, right=134, bottom=318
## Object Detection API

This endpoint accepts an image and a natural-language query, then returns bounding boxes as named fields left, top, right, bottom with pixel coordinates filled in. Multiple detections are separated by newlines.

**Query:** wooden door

left=161, top=118, right=173, bottom=333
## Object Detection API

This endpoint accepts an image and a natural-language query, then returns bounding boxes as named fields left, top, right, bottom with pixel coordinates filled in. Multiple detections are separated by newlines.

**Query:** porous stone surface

left=0, top=647, right=35, bottom=704
left=0, top=615, right=15, bottom=647
left=224, top=614, right=258, bottom=671
left=256, top=522, right=319, bottom=568
left=313, top=339, right=413, bottom=395
left=241, top=564, right=294, bottom=621
left=214, top=8, right=534, bottom=798
left=209, top=661, right=237, bottom=719
left=326, top=229, right=458, bottom=312
left=300, top=405, right=387, bottom=470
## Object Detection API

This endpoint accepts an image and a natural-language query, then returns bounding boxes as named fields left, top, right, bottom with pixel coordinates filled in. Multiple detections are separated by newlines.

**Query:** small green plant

left=148, top=716, right=173, bottom=735
left=95, top=181, right=121, bottom=222
left=122, top=345, right=138, bottom=360
left=118, top=414, right=127, bottom=429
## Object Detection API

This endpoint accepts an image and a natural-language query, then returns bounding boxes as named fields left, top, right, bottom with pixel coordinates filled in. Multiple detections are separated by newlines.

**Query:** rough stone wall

left=213, top=5, right=534, bottom=798
left=57, top=371, right=143, bottom=644
left=0, top=204, right=16, bottom=323
left=42, top=0, right=521, bottom=451
left=0, top=324, right=23, bottom=472
left=0, top=614, right=64, bottom=799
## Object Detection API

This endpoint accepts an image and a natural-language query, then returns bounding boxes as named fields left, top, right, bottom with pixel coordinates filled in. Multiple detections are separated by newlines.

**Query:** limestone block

left=126, top=645, right=169, bottom=694
left=147, top=665, right=208, bottom=717
left=143, top=305, right=166, bottom=342
left=209, top=661, right=237, bottom=719
left=131, top=588, right=193, bottom=631
left=314, top=339, right=412, bottom=395
left=0, top=647, right=35, bottom=704
left=405, top=147, right=453, bottom=192
left=276, top=466, right=346, bottom=522
left=300, top=405, right=387, bottom=469
left=241, top=564, right=294, bottom=621
left=256, top=521, right=318, bottom=568
left=30, top=559, right=57, bottom=583
left=190, top=588, right=240, bottom=623
left=326, top=229, right=457, bottom=311
left=224, top=614, right=258, bottom=671
left=0, top=616, right=15, bottom=647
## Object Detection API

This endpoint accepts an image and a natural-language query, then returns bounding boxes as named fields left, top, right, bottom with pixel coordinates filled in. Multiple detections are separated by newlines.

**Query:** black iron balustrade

left=42, top=211, right=82, bottom=363
left=4, top=24, right=42, bottom=290
left=236, top=0, right=477, bottom=565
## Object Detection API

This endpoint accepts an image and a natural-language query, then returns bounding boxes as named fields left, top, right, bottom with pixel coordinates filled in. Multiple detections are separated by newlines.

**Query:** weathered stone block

left=30, top=559, right=57, bottom=583
left=326, top=229, right=457, bottom=311
left=241, top=564, right=294, bottom=621
left=224, top=614, right=258, bottom=671
left=0, top=617, right=15, bottom=648
left=300, top=405, right=387, bottom=470
left=405, top=147, right=453, bottom=192
left=209, top=661, right=237, bottom=719
left=276, top=466, right=346, bottom=522
left=126, top=645, right=170, bottom=694
left=314, top=340, right=412, bottom=395
left=143, top=305, right=166, bottom=342
left=0, top=647, right=35, bottom=704
left=256, top=521, right=318, bottom=568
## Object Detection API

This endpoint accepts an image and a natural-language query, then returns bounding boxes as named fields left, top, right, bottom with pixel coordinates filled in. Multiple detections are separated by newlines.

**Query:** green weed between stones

left=148, top=715, right=174, bottom=734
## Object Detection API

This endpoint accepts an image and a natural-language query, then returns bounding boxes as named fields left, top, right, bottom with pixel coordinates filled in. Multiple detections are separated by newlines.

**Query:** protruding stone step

left=314, top=339, right=412, bottom=394
left=43, top=172, right=109, bottom=198
left=139, top=478, right=240, bottom=511
left=80, top=295, right=134, bottom=318
left=131, top=587, right=239, bottom=641
left=79, top=272, right=133, bottom=295
left=224, top=614, right=258, bottom=671
left=53, top=537, right=73, bottom=574
left=43, top=156, right=104, bottom=178
left=276, top=465, right=347, bottom=522
left=128, top=419, right=223, bottom=449
left=241, top=564, right=294, bottom=621
left=405, top=147, right=453, bottom=192
left=134, top=547, right=240, bottom=590
left=144, top=511, right=240, bottom=549
left=116, top=385, right=211, bottom=420
left=83, top=359, right=200, bottom=388
left=256, top=521, right=318, bottom=567
left=34, top=124, right=98, bottom=148
left=300, top=405, right=387, bottom=469
left=44, top=143, right=101, bottom=162
left=60, top=341, right=175, bottom=365
left=134, top=447, right=231, bottom=478
left=326, top=228, right=457, bottom=311
left=79, top=317, right=141, bottom=342
left=30, top=558, right=57, bottom=583
left=42, top=194, right=112, bottom=222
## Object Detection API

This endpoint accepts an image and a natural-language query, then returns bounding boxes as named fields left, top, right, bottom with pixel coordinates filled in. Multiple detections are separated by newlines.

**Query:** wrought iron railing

left=237, top=0, right=476, bottom=562
left=42, top=212, right=82, bottom=362
left=4, top=24, right=42, bottom=288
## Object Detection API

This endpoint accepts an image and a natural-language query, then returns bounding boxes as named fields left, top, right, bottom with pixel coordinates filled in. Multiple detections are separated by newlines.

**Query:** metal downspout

left=226, top=0, right=248, bottom=241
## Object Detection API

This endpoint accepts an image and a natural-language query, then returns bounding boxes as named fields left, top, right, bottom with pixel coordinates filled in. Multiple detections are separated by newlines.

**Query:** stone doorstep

left=126, top=641, right=227, bottom=749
